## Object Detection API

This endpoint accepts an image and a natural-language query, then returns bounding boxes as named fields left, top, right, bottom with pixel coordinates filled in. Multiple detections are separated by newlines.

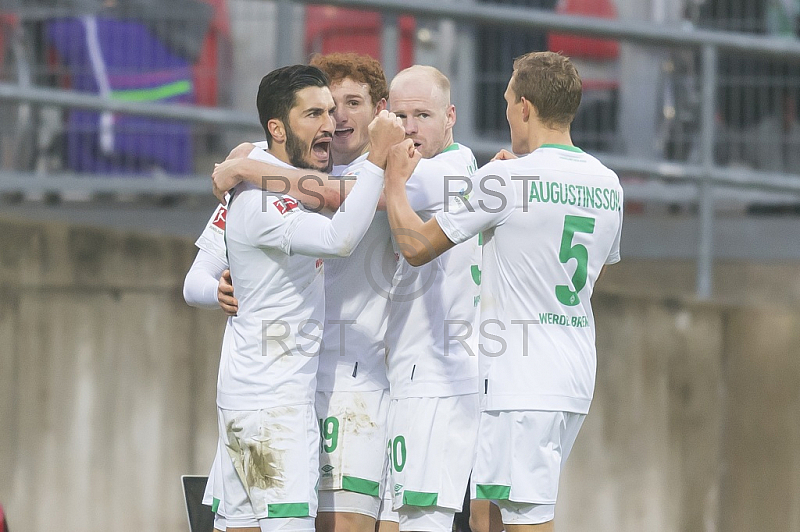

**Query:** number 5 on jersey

left=556, top=215, right=595, bottom=307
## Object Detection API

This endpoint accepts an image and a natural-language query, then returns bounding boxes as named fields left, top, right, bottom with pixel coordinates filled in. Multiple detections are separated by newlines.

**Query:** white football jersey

left=216, top=150, right=323, bottom=410
left=436, top=144, right=623, bottom=413
left=195, top=141, right=272, bottom=261
left=317, top=154, right=395, bottom=392
left=385, top=143, right=482, bottom=399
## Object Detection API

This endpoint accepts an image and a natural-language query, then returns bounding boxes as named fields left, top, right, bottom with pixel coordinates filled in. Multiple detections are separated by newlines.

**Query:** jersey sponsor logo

left=273, top=197, right=299, bottom=215
left=211, top=205, right=227, bottom=230
left=538, top=312, right=590, bottom=328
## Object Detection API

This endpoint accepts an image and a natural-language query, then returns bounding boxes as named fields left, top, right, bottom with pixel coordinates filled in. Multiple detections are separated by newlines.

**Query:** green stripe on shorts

left=267, top=502, right=310, bottom=518
left=403, top=490, right=438, bottom=507
left=211, top=497, right=220, bottom=513
left=342, top=476, right=380, bottom=497
left=475, top=484, right=511, bottom=500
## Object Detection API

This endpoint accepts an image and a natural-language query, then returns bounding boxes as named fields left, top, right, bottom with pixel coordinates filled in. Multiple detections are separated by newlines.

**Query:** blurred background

left=0, top=0, right=799, bottom=531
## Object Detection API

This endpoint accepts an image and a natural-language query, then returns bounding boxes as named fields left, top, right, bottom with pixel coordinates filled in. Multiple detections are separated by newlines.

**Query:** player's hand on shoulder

left=227, top=142, right=255, bottom=160
left=217, top=269, right=238, bottom=316
left=212, top=159, right=244, bottom=203
left=367, top=110, right=405, bottom=169
left=491, top=149, right=517, bottom=162
left=385, top=138, right=422, bottom=187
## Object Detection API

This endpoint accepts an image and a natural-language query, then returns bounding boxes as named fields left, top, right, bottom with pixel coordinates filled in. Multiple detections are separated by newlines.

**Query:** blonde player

left=382, top=52, right=623, bottom=532
left=381, top=66, right=481, bottom=532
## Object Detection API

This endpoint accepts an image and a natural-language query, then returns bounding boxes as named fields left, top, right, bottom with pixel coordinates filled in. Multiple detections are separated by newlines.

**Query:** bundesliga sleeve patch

left=210, top=204, right=227, bottom=233
left=273, top=197, right=299, bottom=215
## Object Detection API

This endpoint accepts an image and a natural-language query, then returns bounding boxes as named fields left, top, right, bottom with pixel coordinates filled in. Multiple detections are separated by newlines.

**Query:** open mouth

left=334, top=127, right=354, bottom=140
left=311, top=135, right=332, bottom=162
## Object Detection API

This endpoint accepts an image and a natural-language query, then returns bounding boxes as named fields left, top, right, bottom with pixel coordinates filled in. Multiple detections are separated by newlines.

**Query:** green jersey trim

left=267, top=502, right=310, bottom=518
left=475, top=484, right=511, bottom=500
left=538, top=143, right=583, bottom=153
left=441, top=143, right=460, bottom=153
left=342, top=476, right=381, bottom=497
left=403, top=490, right=439, bottom=507
left=211, top=497, right=220, bottom=513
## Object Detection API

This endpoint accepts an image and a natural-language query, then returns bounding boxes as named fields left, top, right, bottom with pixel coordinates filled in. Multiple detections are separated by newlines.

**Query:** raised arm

left=245, top=111, right=404, bottom=258
left=287, top=111, right=404, bottom=256
left=213, top=154, right=348, bottom=213
left=383, top=140, right=455, bottom=266
left=212, top=109, right=402, bottom=213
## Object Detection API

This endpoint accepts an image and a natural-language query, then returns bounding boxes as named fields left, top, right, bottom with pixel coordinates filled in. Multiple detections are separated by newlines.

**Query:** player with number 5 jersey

left=382, top=51, right=622, bottom=532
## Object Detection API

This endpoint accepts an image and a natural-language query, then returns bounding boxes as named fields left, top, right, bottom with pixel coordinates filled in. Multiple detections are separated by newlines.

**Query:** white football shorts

left=470, top=410, right=586, bottom=525
left=316, top=389, right=390, bottom=518
left=215, top=403, right=319, bottom=530
left=387, top=394, right=479, bottom=531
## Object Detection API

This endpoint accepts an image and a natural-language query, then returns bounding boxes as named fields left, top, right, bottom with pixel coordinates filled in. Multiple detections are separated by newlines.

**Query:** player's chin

left=307, top=153, right=333, bottom=173
left=309, top=145, right=333, bottom=172
left=416, top=143, right=434, bottom=158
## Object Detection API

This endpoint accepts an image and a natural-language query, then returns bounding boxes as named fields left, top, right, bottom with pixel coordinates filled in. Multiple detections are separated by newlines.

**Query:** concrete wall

left=0, top=217, right=798, bottom=531
left=0, top=218, right=222, bottom=531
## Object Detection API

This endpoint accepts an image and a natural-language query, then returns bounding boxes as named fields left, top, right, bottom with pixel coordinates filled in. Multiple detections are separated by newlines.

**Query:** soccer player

left=382, top=52, right=624, bottom=532
left=380, top=65, right=481, bottom=532
left=201, top=53, right=402, bottom=532
left=186, top=64, right=403, bottom=532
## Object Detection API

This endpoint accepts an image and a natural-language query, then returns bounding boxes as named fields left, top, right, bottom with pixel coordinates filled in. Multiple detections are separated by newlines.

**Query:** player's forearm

left=183, top=250, right=227, bottom=309
left=385, top=180, right=432, bottom=266
left=237, top=159, right=344, bottom=213
left=289, top=164, right=384, bottom=258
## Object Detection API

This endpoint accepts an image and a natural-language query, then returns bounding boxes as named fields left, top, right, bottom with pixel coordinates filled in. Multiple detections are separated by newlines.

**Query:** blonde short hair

left=390, top=65, right=451, bottom=107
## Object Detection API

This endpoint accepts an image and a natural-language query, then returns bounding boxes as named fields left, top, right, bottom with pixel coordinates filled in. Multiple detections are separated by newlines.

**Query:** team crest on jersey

left=315, top=258, right=324, bottom=270
left=273, top=197, right=299, bottom=215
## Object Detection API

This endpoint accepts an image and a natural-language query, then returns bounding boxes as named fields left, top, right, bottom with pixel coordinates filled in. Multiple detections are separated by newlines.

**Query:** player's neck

left=268, top=143, right=295, bottom=167
left=526, top=127, right=573, bottom=153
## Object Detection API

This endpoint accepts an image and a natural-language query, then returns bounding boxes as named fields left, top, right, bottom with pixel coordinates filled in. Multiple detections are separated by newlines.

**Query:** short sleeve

left=435, top=161, right=517, bottom=245
left=605, top=188, right=624, bottom=265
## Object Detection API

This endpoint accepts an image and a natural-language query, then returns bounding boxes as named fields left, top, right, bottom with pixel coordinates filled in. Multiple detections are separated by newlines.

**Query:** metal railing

left=1, top=0, right=800, bottom=298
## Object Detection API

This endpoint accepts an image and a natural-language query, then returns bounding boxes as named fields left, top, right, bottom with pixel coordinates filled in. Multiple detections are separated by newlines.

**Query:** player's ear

left=267, top=119, right=286, bottom=143
left=374, top=98, right=387, bottom=114
left=520, top=97, right=532, bottom=123
left=445, top=104, right=456, bottom=129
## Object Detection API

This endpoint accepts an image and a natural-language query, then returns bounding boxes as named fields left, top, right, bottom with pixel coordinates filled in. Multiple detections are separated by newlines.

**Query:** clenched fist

left=366, top=110, right=405, bottom=169
left=385, top=138, right=422, bottom=188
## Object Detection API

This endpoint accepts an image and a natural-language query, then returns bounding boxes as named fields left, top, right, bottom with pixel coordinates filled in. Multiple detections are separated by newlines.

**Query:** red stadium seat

left=305, top=5, right=415, bottom=70
left=548, top=0, right=619, bottom=60
left=0, top=13, right=20, bottom=75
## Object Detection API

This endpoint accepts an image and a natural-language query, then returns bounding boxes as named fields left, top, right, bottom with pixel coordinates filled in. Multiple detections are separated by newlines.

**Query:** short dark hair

left=256, top=65, right=330, bottom=147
